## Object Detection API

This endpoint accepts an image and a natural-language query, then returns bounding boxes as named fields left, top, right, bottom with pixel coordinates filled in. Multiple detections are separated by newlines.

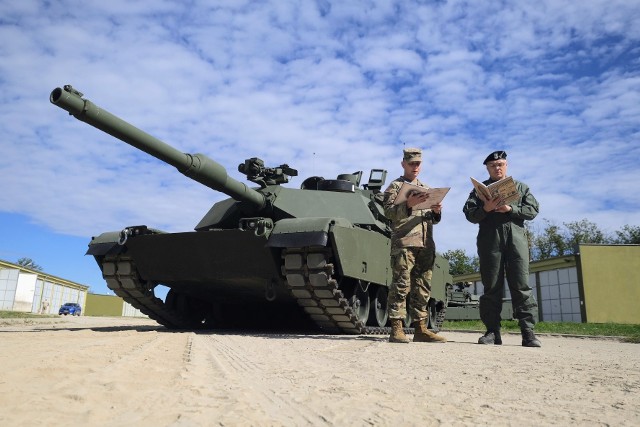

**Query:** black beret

left=483, top=150, right=507, bottom=165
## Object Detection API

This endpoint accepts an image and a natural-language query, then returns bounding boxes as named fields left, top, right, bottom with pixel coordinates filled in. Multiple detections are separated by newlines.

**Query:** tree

left=524, top=222, right=536, bottom=260
left=16, top=257, right=43, bottom=271
left=445, top=220, right=638, bottom=272
left=530, top=219, right=568, bottom=261
left=612, top=225, right=640, bottom=244
left=564, top=219, right=608, bottom=250
left=442, top=249, right=479, bottom=275
left=528, top=218, right=639, bottom=261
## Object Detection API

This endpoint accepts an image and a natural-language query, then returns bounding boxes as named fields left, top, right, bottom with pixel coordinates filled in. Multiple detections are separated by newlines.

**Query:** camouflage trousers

left=387, top=246, right=435, bottom=322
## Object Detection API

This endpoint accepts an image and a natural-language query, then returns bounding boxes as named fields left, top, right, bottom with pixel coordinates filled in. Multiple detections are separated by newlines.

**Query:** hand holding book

left=393, top=182, right=450, bottom=210
left=406, top=191, right=442, bottom=212
left=470, top=176, right=519, bottom=207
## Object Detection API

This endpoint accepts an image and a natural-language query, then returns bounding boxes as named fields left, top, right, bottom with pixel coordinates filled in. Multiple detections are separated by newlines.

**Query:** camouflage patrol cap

left=483, top=150, right=507, bottom=165
left=403, top=148, right=422, bottom=162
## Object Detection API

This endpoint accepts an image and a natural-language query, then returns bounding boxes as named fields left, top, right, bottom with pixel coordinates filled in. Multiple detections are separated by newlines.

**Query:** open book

left=393, top=182, right=450, bottom=210
left=470, top=176, right=520, bottom=206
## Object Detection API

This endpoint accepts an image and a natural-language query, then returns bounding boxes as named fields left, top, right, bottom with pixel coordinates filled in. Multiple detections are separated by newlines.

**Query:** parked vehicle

left=59, top=303, right=82, bottom=316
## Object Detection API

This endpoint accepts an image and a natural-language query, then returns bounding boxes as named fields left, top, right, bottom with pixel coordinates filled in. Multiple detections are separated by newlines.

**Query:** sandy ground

left=0, top=316, right=638, bottom=427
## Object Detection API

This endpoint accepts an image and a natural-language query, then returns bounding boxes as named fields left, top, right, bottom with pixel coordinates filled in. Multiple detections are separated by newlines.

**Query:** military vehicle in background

left=50, top=85, right=452, bottom=334
left=445, top=281, right=513, bottom=321
left=444, top=282, right=481, bottom=320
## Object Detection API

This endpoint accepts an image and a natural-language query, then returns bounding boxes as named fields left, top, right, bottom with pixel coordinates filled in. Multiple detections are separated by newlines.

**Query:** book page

left=487, top=176, right=520, bottom=205
left=471, top=176, right=520, bottom=206
left=470, top=177, right=491, bottom=201
left=393, top=182, right=450, bottom=209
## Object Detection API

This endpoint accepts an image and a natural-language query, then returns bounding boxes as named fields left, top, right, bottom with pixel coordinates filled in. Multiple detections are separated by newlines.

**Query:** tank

left=50, top=84, right=452, bottom=334
left=447, top=282, right=480, bottom=307
left=444, top=281, right=513, bottom=321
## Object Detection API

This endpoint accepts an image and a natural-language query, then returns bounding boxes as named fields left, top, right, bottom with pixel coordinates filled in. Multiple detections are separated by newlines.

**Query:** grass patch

left=443, top=319, right=640, bottom=343
left=0, top=310, right=57, bottom=319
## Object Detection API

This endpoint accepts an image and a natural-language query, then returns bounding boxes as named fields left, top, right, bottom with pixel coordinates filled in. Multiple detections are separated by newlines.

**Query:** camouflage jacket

left=383, top=177, right=441, bottom=251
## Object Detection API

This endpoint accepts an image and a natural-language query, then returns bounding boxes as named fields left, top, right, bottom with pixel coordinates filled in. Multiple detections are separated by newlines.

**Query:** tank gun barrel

left=50, top=85, right=266, bottom=210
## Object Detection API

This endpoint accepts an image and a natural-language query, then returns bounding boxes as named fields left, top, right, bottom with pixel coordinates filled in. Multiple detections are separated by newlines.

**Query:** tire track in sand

left=181, top=333, right=332, bottom=426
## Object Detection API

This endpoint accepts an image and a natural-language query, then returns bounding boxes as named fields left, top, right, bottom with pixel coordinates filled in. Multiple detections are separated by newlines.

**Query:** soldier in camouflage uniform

left=463, top=151, right=541, bottom=347
left=383, top=148, right=447, bottom=344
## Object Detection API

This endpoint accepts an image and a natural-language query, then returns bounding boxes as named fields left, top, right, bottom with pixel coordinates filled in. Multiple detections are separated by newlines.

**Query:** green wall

left=580, top=244, right=640, bottom=324
left=85, top=293, right=124, bottom=316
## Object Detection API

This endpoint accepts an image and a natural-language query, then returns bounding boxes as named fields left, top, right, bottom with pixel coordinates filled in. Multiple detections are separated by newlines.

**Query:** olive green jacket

left=463, top=178, right=539, bottom=227
left=383, top=177, right=441, bottom=251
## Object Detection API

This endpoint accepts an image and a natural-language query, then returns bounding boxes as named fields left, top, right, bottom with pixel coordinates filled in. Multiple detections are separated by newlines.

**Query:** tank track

left=281, top=247, right=364, bottom=334
left=436, top=307, right=447, bottom=329
left=100, top=251, right=415, bottom=335
left=101, top=254, right=198, bottom=328
left=281, top=246, right=410, bottom=335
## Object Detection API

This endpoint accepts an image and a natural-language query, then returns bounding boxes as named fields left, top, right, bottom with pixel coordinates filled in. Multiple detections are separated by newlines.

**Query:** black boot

left=521, top=328, right=541, bottom=347
left=478, top=330, right=502, bottom=345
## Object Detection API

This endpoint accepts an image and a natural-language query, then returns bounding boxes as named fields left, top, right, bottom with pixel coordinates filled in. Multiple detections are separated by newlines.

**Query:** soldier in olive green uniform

left=383, top=148, right=447, bottom=344
left=463, top=151, right=541, bottom=347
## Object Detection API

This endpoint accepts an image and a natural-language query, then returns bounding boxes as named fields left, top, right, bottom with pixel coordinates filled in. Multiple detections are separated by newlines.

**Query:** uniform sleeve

left=383, top=182, right=410, bottom=222
left=510, top=182, right=539, bottom=220
left=462, top=190, right=488, bottom=224
left=421, top=209, right=441, bottom=224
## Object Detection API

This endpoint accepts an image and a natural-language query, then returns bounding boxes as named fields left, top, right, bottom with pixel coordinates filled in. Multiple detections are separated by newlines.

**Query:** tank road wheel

left=351, top=281, right=371, bottom=324
left=340, top=278, right=370, bottom=324
left=368, top=285, right=389, bottom=327
left=165, top=289, right=178, bottom=310
left=404, top=313, right=413, bottom=328
left=426, top=298, right=446, bottom=332
left=404, top=300, right=413, bottom=328
left=435, top=300, right=446, bottom=331
left=426, top=298, right=438, bottom=331
left=175, top=292, right=190, bottom=315
left=165, top=289, right=208, bottom=328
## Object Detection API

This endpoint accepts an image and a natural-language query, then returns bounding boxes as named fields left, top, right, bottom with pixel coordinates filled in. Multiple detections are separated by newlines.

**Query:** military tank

left=50, top=84, right=451, bottom=334
left=445, top=281, right=513, bottom=321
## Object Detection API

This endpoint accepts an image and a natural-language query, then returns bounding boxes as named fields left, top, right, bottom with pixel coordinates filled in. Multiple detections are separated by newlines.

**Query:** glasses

left=487, top=162, right=507, bottom=168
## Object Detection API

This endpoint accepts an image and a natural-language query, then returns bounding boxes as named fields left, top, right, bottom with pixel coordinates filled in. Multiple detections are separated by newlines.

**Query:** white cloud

left=0, top=0, right=639, bottom=264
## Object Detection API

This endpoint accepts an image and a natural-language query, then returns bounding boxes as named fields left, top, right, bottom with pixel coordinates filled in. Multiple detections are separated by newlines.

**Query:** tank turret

left=50, top=84, right=451, bottom=335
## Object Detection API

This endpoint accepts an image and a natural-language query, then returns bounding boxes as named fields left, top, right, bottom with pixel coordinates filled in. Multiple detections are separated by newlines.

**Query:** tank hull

left=123, top=230, right=291, bottom=304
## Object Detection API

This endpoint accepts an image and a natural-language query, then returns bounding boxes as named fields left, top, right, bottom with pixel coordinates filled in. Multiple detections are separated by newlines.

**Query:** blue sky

left=1, top=1, right=639, bottom=295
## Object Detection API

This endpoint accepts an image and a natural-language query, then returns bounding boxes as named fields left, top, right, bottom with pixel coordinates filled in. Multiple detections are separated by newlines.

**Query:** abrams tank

left=50, top=84, right=451, bottom=334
